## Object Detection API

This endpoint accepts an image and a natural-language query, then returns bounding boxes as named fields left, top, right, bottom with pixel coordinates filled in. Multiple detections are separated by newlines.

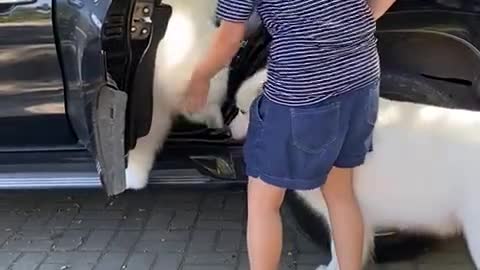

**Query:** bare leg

left=247, top=177, right=286, bottom=270
left=321, top=167, right=364, bottom=270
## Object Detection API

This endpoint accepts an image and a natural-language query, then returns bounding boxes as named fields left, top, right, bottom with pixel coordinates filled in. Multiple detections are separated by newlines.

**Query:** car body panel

left=378, top=0, right=480, bottom=86
left=0, top=0, right=479, bottom=193
left=0, top=0, right=77, bottom=150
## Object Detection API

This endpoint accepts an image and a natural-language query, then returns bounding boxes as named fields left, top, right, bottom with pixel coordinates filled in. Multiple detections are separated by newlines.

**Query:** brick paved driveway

left=0, top=187, right=474, bottom=270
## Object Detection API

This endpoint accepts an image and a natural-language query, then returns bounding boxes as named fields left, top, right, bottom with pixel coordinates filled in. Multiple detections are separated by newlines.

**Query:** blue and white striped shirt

left=216, top=0, right=380, bottom=106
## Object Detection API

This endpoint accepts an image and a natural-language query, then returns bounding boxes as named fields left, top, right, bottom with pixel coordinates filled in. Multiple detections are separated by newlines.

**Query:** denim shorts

left=243, top=79, right=380, bottom=190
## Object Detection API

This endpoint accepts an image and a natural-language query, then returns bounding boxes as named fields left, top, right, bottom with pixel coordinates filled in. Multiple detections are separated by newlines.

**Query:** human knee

left=247, top=177, right=285, bottom=213
left=321, top=167, right=356, bottom=203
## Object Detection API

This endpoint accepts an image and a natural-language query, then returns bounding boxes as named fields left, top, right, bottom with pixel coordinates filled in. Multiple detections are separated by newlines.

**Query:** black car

left=1, top=0, right=479, bottom=262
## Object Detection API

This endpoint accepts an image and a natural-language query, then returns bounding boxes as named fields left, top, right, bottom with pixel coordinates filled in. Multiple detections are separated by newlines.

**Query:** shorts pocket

left=250, top=95, right=268, bottom=124
left=366, top=80, right=380, bottom=126
left=291, top=102, right=340, bottom=154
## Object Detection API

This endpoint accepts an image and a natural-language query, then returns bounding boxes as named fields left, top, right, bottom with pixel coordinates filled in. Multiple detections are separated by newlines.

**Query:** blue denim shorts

left=243, top=79, right=380, bottom=190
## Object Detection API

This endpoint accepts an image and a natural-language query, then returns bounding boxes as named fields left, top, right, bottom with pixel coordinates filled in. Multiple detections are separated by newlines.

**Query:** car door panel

left=54, top=0, right=127, bottom=196
left=0, top=0, right=77, bottom=149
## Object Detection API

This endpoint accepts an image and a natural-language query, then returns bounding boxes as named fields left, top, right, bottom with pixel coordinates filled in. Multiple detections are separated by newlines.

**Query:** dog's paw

left=228, top=113, right=249, bottom=140
left=125, top=166, right=150, bottom=190
left=206, top=117, right=224, bottom=129
left=315, top=264, right=338, bottom=270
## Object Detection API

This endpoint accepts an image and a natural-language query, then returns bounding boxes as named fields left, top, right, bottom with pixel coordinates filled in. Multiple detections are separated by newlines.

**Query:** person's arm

left=192, top=21, right=246, bottom=80
left=367, top=0, right=396, bottom=21
left=191, top=0, right=255, bottom=80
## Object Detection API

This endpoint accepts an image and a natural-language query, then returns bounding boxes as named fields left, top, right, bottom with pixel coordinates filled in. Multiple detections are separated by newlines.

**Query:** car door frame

left=54, top=0, right=128, bottom=196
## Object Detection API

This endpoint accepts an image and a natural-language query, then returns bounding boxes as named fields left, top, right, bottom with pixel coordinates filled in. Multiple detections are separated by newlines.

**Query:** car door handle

left=0, top=0, right=35, bottom=14
left=0, top=0, right=35, bottom=4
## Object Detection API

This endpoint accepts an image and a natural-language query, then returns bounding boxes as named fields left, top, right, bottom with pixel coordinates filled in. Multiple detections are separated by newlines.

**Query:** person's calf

left=247, top=177, right=286, bottom=270
left=321, top=167, right=365, bottom=270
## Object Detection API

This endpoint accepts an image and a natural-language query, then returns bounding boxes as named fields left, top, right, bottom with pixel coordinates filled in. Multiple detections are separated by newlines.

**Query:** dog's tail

left=285, top=191, right=440, bottom=264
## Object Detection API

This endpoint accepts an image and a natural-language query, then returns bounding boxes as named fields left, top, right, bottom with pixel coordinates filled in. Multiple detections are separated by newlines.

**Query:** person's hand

left=182, top=72, right=210, bottom=114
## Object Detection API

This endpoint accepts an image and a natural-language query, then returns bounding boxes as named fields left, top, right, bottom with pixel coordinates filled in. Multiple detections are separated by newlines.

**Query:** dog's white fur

left=125, top=0, right=230, bottom=189
left=229, top=68, right=480, bottom=269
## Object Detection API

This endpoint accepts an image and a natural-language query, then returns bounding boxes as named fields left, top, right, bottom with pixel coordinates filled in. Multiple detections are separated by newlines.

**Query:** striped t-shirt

left=216, top=0, right=381, bottom=106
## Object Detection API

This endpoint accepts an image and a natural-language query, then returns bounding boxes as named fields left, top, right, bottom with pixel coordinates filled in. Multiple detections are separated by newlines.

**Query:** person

left=182, top=0, right=396, bottom=269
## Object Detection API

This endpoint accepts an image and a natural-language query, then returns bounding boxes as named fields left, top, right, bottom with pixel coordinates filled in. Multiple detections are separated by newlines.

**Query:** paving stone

left=123, top=253, right=156, bottom=270
left=157, top=191, right=203, bottom=204
left=107, top=231, right=141, bottom=252
left=183, top=252, right=238, bottom=265
left=37, top=264, right=66, bottom=270
left=0, top=231, right=13, bottom=246
left=94, top=252, right=129, bottom=270
left=80, top=230, right=116, bottom=251
left=135, top=230, right=189, bottom=253
left=182, top=266, right=235, bottom=270
left=21, top=210, right=56, bottom=229
left=140, top=230, right=189, bottom=242
left=52, top=230, right=89, bottom=251
left=296, top=253, right=330, bottom=265
left=223, top=193, right=246, bottom=211
left=44, top=251, right=101, bottom=264
left=156, top=192, right=202, bottom=211
left=122, top=191, right=157, bottom=209
left=73, top=197, right=113, bottom=211
left=237, top=252, right=296, bottom=270
left=238, top=228, right=302, bottom=254
left=196, top=220, right=243, bottom=230
left=45, top=209, right=78, bottom=229
left=44, top=251, right=100, bottom=269
left=216, top=230, right=242, bottom=252
left=134, top=239, right=187, bottom=253
left=70, top=219, right=120, bottom=230
left=145, top=210, right=174, bottom=230
left=198, top=209, right=243, bottom=221
left=118, top=208, right=150, bottom=230
left=188, top=230, right=216, bottom=252
left=75, top=210, right=125, bottom=220
left=156, top=199, right=200, bottom=211
left=2, top=237, right=54, bottom=252
left=0, top=252, right=20, bottom=269
left=151, top=253, right=182, bottom=270
left=0, top=214, right=27, bottom=230
left=200, top=194, right=225, bottom=210
left=10, top=252, right=47, bottom=270
left=169, top=210, right=197, bottom=230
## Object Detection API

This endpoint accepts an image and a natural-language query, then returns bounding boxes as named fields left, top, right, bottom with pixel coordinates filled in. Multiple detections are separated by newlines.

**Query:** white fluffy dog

left=125, top=0, right=230, bottom=189
left=229, top=68, right=480, bottom=269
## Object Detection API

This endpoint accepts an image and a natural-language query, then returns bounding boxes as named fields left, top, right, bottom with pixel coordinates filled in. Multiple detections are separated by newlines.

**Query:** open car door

left=54, top=0, right=170, bottom=196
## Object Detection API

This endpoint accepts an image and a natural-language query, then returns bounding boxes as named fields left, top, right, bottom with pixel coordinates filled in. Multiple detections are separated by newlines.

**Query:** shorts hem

left=334, top=155, right=367, bottom=168
left=245, top=168, right=326, bottom=190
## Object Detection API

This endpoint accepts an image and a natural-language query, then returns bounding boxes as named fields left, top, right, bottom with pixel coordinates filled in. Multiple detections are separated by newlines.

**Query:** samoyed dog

left=125, top=0, right=230, bottom=189
left=125, top=0, right=263, bottom=190
left=229, top=68, right=480, bottom=269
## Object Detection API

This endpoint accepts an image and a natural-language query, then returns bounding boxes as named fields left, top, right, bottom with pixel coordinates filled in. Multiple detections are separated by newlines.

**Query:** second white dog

left=229, top=67, right=480, bottom=270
